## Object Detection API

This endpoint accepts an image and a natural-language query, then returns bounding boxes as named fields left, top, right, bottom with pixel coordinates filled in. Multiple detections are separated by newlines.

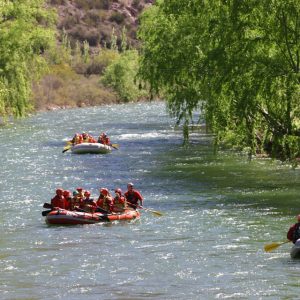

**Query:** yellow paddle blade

left=62, top=145, right=71, bottom=153
left=111, top=143, right=119, bottom=149
left=264, top=242, right=282, bottom=252
left=144, top=208, right=163, bottom=216
left=264, top=240, right=290, bottom=252
left=151, top=210, right=163, bottom=216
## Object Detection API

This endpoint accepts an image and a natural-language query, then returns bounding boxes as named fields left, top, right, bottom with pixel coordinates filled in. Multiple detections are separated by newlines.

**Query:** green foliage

left=102, top=50, right=147, bottom=102
left=138, top=0, right=300, bottom=160
left=83, top=40, right=90, bottom=63
left=0, top=0, right=56, bottom=118
left=121, top=26, right=128, bottom=52
left=110, top=27, right=118, bottom=51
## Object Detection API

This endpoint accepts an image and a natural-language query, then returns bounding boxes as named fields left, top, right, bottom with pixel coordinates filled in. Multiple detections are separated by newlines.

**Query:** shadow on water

left=149, top=133, right=300, bottom=216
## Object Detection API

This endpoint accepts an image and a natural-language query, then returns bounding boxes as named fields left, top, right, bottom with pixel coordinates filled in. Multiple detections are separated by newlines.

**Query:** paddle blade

left=111, top=143, right=119, bottom=150
left=150, top=210, right=163, bottom=217
left=264, top=240, right=290, bottom=252
left=143, top=208, right=163, bottom=216
left=43, top=203, right=52, bottom=209
left=264, top=242, right=282, bottom=252
left=42, top=210, right=52, bottom=216
left=62, top=145, right=71, bottom=153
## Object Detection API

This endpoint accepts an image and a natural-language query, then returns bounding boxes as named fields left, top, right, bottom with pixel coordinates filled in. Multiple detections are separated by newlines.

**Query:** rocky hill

left=49, top=0, right=154, bottom=50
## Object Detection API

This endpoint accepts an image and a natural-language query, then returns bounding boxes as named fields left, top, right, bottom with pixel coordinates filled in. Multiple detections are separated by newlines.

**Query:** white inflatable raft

left=290, top=239, right=300, bottom=259
left=71, top=142, right=112, bottom=154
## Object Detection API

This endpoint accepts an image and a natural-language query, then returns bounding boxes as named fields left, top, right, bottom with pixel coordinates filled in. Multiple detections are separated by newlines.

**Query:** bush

left=84, top=9, right=102, bottom=26
left=59, top=15, right=80, bottom=30
left=109, top=12, right=125, bottom=25
left=69, top=25, right=100, bottom=46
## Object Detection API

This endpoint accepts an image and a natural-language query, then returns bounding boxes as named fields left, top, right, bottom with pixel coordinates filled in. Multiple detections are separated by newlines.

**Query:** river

left=1, top=101, right=300, bottom=299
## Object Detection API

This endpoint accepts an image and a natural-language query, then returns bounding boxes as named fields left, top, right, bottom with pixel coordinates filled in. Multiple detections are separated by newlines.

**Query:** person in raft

left=97, top=132, right=111, bottom=146
left=96, top=188, right=113, bottom=213
left=82, top=132, right=96, bottom=143
left=69, top=190, right=83, bottom=211
left=76, top=187, right=85, bottom=200
left=287, top=215, right=300, bottom=244
left=124, top=182, right=143, bottom=210
left=80, top=190, right=97, bottom=213
left=112, top=188, right=127, bottom=213
left=51, top=188, right=67, bottom=209
left=63, top=190, right=72, bottom=210
left=70, top=133, right=83, bottom=145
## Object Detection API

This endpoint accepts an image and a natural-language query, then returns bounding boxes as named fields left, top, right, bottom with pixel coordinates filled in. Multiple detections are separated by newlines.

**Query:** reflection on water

left=1, top=102, right=300, bottom=299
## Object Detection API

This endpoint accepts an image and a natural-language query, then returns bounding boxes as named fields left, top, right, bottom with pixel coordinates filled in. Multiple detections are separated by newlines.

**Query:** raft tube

left=291, top=239, right=300, bottom=259
left=45, top=209, right=140, bottom=225
left=71, top=142, right=112, bottom=154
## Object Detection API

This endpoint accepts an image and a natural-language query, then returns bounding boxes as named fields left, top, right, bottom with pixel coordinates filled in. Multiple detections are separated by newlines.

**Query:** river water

left=1, top=101, right=300, bottom=299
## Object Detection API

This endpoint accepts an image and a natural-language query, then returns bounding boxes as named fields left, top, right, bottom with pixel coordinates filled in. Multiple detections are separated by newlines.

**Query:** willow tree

left=0, top=0, right=56, bottom=118
left=138, top=0, right=300, bottom=160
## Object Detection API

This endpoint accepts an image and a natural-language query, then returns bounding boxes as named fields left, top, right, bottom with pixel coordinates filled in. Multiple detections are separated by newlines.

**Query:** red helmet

left=56, top=188, right=64, bottom=196
left=84, top=191, right=91, bottom=196
left=115, top=188, right=122, bottom=195
left=63, top=190, right=71, bottom=197
left=100, top=188, right=108, bottom=196
left=76, top=187, right=83, bottom=192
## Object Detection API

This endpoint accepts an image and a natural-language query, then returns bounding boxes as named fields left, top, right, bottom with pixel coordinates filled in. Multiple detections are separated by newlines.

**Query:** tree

left=102, top=50, right=147, bottom=102
left=0, top=0, right=56, bottom=118
left=138, top=0, right=300, bottom=160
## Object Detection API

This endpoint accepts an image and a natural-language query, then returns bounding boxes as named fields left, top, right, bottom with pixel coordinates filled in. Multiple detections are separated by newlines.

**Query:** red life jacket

left=124, top=190, right=143, bottom=208
left=97, top=196, right=113, bottom=212
left=51, top=195, right=66, bottom=209
left=113, top=196, right=127, bottom=212
left=288, top=223, right=300, bottom=243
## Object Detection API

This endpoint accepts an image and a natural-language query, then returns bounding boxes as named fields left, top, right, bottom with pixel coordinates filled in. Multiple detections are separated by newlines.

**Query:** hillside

left=32, top=0, right=154, bottom=111
left=49, top=0, right=154, bottom=49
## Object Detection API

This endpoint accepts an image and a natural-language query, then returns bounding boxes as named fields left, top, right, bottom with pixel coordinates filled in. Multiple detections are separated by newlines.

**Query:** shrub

left=84, top=9, right=102, bottom=26
left=70, top=25, right=100, bottom=46
left=109, top=12, right=125, bottom=25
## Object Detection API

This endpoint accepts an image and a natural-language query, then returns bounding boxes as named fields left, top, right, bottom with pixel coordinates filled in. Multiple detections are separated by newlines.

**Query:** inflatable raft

left=45, top=208, right=140, bottom=225
left=290, top=239, right=300, bottom=259
left=71, top=142, right=112, bottom=154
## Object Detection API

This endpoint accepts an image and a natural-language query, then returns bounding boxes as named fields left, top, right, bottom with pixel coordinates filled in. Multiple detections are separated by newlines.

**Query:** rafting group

left=70, top=132, right=111, bottom=146
left=48, top=182, right=143, bottom=214
left=62, top=132, right=119, bottom=154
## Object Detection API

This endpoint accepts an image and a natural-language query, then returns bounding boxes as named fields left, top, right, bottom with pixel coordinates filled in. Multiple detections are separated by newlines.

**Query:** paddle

left=264, top=240, right=291, bottom=252
left=43, top=202, right=52, bottom=209
left=42, top=210, right=52, bottom=216
left=138, top=206, right=163, bottom=217
left=111, top=143, right=119, bottom=150
left=62, top=144, right=72, bottom=153
left=44, top=202, right=111, bottom=214
left=95, top=207, right=111, bottom=214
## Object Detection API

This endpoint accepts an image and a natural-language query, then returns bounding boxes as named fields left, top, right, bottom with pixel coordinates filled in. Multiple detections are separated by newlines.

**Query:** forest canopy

left=138, top=0, right=300, bottom=160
